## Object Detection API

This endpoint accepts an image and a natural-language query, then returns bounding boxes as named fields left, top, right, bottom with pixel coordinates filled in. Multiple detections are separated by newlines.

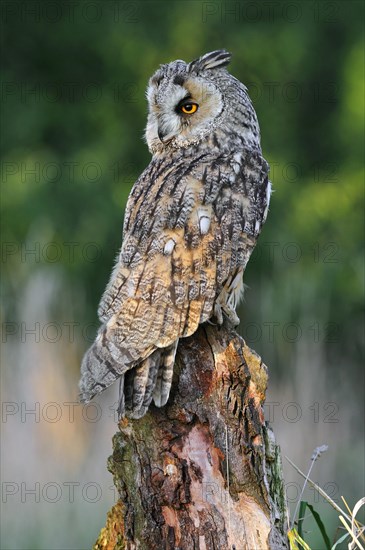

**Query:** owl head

left=145, top=50, right=261, bottom=155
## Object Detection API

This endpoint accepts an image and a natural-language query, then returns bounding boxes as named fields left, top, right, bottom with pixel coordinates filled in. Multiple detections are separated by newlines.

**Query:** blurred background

left=1, top=0, right=364, bottom=548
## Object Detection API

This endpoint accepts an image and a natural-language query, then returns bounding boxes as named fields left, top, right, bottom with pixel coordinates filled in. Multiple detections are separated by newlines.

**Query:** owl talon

left=224, top=309, right=240, bottom=327
left=213, top=303, right=224, bottom=325
left=213, top=302, right=240, bottom=327
left=222, top=303, right=240, bottom=327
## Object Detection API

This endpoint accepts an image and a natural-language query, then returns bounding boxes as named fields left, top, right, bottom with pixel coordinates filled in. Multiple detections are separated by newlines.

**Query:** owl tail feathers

left=153, top=340, right=178, bottom=408
left=78, top=332, right=179, bottom=419
left=122, top=349, right=161, bottom=419
left=78, top=334, right=130, bottom=404
left=122, top=340, right=179, bottom=419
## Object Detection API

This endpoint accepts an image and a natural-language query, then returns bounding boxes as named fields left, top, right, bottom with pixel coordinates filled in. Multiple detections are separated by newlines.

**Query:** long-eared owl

left=79, top=50, right=271, bottom=418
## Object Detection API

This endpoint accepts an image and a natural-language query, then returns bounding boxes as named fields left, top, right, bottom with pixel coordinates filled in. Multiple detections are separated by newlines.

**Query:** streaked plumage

left=79, top=50, right=271, bottom=418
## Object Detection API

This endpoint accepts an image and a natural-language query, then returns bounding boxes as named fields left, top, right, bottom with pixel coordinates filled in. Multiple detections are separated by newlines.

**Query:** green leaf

left=297, top=501, right=307, bottom=541
left=306, top=503, right=331, bottom=550
left=294, top=501, right=331, bottom=550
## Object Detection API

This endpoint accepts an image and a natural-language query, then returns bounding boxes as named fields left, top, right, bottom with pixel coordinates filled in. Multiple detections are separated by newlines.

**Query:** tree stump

left=94, top=324, right=288, bottom=550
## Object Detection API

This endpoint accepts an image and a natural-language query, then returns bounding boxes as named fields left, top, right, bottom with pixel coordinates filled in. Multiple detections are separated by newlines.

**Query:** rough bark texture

left=94, top=325, right=288, bottom=550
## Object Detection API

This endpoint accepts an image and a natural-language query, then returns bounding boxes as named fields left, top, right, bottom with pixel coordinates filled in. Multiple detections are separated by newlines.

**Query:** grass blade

left=331, top=532, right=350, bottom=549
left=288, top=528, right=311, bottom=550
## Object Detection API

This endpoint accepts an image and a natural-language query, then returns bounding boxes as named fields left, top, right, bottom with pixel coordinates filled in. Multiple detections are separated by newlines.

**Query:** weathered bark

left=94, top=324, right=288, bottom=550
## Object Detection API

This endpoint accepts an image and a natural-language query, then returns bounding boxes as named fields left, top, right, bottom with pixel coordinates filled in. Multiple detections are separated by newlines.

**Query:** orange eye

left=181, top=103, right=198, bottom=114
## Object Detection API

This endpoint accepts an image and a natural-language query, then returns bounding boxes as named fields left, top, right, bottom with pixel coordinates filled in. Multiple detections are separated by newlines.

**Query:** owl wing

left=79, top=149, right=269, bottom=411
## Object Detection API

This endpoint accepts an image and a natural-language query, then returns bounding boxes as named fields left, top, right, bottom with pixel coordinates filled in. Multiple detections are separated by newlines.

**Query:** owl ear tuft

left=189, top=50, right=232, bottom=73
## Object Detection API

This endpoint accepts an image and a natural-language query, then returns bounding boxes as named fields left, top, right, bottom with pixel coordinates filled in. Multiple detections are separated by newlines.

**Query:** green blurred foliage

left=1, top=1, right=364, bottom=548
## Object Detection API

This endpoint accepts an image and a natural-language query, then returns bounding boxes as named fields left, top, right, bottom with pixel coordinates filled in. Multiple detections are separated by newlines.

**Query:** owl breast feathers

left=79, top=50, right=271, bottom=418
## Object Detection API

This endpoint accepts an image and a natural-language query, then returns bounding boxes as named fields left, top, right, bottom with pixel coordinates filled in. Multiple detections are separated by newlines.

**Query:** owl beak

left=157, top=127, right=173, bottom=144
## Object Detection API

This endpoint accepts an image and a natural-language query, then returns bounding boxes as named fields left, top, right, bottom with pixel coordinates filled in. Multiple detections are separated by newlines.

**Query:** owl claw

left=213, top=302, right=240, bottom=327
left=224, top=308, right=240, bottom=327
left=213, top=303, right=224, bottom=325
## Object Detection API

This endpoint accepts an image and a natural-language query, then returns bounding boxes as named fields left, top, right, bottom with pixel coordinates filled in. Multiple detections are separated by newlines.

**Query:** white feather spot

left=197, top=207, right=211, bottom=235
left=199, top=216, right=210, bottom=235
left=163, top=238, right=176, bottom=255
